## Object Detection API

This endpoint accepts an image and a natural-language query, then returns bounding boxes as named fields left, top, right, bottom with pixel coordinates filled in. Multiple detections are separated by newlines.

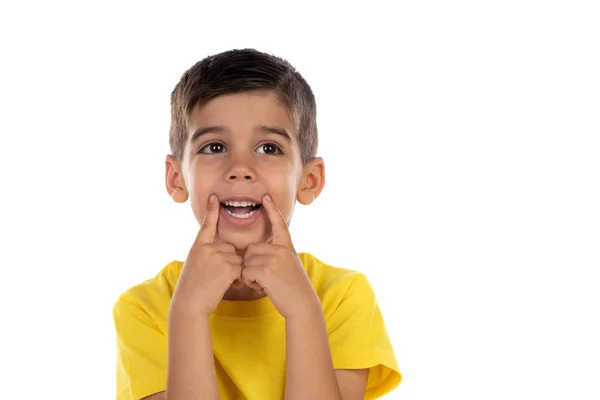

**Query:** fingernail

left=263, top=195, right=271, bottom=203
left=209, top=194, right=217, bottom=203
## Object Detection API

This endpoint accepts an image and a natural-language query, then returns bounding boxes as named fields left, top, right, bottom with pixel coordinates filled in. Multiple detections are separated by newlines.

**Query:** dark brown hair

left=169, top=48, right=318, bottom=164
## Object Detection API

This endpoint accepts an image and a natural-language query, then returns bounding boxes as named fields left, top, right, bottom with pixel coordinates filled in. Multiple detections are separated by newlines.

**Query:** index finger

left=196, top=194, right=220, bottom=245
left=261, top=194, right=293, bottom=248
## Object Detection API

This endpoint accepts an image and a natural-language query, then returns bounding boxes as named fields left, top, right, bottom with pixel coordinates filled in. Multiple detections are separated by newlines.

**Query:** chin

left=217, top=231, right=268, bottom=251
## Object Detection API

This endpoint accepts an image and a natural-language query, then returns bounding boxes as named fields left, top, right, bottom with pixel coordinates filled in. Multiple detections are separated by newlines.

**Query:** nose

left=227, top=170, right=255, bottom=181
left=225, top=154, right=257, bottom=182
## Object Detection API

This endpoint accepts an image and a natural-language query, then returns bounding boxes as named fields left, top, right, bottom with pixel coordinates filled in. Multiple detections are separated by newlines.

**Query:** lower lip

left=219, top=205, right=263, bottom=228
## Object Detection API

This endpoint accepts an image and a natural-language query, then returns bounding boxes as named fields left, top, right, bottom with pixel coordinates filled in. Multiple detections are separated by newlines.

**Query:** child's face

left=168, top=90, right=323, bottom=251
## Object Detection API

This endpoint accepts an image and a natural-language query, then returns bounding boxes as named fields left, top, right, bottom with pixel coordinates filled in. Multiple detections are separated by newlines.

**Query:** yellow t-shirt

left=113, top=252, right=401, bottom=399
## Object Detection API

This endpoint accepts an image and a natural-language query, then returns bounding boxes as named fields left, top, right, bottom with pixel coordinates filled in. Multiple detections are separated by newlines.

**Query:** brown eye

left=256, top=143, right=282, bottom=155
left=200, top=142, right=226, bottom=154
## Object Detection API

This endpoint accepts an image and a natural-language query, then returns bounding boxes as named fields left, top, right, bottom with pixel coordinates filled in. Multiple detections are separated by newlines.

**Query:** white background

left=1, top=1, right=598, bottom=399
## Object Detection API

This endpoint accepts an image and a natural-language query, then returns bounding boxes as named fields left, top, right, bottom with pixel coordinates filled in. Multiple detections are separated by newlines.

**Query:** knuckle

left=277, top=220, right=287, bottom=230
left=213, top=243, right=225, bottom=251
left=196, top=245, right=211, bottom=257
left=227, top=260, right=241, bottom=272
left=225, top=243, right=237, bottom=253
left=241, top=268, right=251, bottom=280
left=201, top=220, right=214, bottom=230
left=216, top=243, right=235, bottom=253
left=263, top=265, right=274, bottom=277
left=203, top=244, right=217, bottom=254
left=272, top=250, right=285, bottom=261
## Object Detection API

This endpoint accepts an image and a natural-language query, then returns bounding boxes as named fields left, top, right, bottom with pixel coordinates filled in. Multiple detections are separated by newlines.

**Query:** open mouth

left=220, top=200, right=262, bottom=219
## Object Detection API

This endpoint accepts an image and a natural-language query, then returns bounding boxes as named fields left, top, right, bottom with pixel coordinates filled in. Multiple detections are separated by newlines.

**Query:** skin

left=166, top=90, right=321, bottom=300
left=149, top=90, right=368, bottom=400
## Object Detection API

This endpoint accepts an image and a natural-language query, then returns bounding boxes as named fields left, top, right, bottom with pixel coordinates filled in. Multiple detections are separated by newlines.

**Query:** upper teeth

left=223, top=200, right=258, bottom=207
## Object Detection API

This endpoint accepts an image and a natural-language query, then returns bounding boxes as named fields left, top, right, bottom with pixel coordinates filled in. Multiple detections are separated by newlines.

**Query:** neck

left=223, top=285, right=266, bottom=301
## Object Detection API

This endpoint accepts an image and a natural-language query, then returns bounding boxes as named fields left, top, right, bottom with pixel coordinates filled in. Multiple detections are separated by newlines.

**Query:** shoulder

left=112, top=261, right=184, bottom=327
left=299, top=252, right=364, bottom=281
left=298, top=252, right=375, bottom=310
left=299, top=252, right=370, bottom=287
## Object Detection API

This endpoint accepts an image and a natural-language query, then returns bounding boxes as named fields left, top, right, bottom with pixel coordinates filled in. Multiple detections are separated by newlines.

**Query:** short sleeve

left=326, top=274, right=401, bottom=399
left=113, top=294, right=168, bottom=400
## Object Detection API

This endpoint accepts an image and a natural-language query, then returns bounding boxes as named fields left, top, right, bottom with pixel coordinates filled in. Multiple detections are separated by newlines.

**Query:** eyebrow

left=257, top=126, right=292, bottom=143
left=189, top=126, right=227, bottom=143
left=189, top=125, right=293, bottom=143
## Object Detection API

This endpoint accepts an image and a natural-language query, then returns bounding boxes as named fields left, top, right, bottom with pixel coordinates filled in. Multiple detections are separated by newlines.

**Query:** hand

left=171, top=194, right=244, bottom=317
left=242, top=195, right=321, bottom=319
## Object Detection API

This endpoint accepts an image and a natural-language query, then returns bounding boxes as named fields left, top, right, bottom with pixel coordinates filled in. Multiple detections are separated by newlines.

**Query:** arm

left=242, top=196, right=369, bottom=399
left=335, top=369, right=370, bottom=400
left=285, top=305, right=367, bottom=400
left=164, top=195, right=243, bottom=400
left=139, top=315, right=368, bottom=400
left=285, top=305, right=342, bottom=400
left=165, top=308, right=220, bottom=400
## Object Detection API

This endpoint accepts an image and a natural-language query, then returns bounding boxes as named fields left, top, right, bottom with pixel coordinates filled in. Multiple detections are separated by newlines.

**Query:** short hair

left=169, top=48, right=318, bottom=164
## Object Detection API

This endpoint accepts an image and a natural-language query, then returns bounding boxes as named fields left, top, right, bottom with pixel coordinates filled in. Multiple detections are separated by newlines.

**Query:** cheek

left=188, top=166, right=220, bottom=214
left=266, top=174, right=298, bottom=218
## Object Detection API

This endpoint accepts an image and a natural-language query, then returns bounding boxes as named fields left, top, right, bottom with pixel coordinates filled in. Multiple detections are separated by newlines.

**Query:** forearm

left=284, top=305, right=343, bottom=400
left=166, top=308, right=220, bottom=400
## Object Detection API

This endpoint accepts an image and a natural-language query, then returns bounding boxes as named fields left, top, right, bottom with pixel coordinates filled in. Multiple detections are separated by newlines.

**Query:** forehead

left=187, top=90, right=298, bottom=141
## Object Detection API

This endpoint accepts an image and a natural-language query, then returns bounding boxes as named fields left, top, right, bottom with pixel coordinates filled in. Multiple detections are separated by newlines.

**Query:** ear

left=297, top=157, right=325, bottom=205
left=165, top=155, right=188, bottom=203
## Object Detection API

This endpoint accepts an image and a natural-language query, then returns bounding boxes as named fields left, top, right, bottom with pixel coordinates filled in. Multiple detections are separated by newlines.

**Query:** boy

left=113, top=48, right=401, bottom=400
